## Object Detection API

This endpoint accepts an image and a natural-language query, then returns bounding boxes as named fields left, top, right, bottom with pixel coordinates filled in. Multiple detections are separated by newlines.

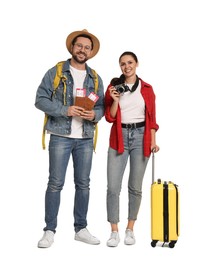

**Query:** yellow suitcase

left=151, top=151, right=180, bottom=248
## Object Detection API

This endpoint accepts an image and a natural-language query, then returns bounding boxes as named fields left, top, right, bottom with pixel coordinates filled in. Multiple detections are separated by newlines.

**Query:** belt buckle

left=127, top=123, right=135, bottom=129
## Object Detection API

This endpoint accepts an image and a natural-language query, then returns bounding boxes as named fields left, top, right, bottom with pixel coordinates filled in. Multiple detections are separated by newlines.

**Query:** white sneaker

left=107, top=231, right=120, bottom=247
left=75, top=228, right=100, bottom=245
left=124, top=229, right=135, bottom=245
left=37, top=230, right=54, bottom=248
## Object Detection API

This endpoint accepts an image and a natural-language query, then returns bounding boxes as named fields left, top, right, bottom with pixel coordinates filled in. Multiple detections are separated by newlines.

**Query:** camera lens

left=115, top=84, right=125, bottom=94
left=118, top=86, right=125, bottom=93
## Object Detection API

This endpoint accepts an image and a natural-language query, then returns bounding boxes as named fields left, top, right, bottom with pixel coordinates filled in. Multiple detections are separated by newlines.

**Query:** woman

left=105, top=51, right=159, bottom=247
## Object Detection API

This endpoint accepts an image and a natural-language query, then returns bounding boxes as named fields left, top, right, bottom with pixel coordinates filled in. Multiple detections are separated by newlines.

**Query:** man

left=35, top=29, right=104, bottom=248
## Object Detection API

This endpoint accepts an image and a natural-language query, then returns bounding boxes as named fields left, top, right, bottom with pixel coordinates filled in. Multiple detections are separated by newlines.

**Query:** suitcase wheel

left=169, top=241, right=177, bottom=248
left=151, top=240, right=158, bottom=247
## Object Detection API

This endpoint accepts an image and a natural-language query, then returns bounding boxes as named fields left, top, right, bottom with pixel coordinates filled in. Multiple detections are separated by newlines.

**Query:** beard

left=72, top=52, right=88, bottom=64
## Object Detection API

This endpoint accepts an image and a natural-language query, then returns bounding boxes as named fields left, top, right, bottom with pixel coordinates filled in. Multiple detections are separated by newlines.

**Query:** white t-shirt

left=119, top=81, right=145, bottom=123
left=68, top=65, right=86, bottom=138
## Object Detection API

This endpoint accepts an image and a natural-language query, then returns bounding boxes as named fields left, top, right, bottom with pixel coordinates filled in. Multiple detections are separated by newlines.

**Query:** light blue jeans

left=44, top=134, right=93, bottom=233
left=107, top=126, right=149, bottom=223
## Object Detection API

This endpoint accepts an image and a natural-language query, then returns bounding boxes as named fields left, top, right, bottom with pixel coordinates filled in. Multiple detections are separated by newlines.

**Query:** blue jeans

left=107, top=126, right=149, bottom=223
left=44, top=134, right=93, bottom=233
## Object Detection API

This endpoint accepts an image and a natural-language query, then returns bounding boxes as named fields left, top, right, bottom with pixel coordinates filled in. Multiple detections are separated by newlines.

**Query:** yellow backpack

left=42, top=61, right=99, bottom=152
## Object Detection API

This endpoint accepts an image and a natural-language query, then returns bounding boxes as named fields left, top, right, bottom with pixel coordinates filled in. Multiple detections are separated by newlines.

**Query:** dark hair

left=72, top=34, right=94, bottom=50
left=110, top=51, right=138, bottom=85
left=119, top=51, right=138, bottom=63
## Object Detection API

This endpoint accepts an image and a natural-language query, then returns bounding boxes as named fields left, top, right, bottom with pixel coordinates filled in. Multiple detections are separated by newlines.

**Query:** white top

left=119, top=81, right=145, bottom=124
left=68, top=65, right=86, bottom=138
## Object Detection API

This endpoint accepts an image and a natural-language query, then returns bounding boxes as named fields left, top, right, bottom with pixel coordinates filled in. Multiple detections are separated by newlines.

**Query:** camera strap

left=126, top=75, right=139, bottom=93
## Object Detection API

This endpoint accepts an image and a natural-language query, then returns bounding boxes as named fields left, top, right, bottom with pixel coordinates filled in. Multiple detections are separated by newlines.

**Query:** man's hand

left=67, top=106, right=85, bottom=117
left=80, top=110, right=95, bottom=121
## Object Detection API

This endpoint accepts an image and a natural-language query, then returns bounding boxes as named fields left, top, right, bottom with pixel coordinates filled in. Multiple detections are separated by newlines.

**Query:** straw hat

left=66, top=29, right=100, bottom=58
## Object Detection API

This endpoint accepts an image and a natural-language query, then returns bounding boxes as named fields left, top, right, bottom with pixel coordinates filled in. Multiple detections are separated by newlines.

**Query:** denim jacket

left=35, top=59, right=105, bottom=138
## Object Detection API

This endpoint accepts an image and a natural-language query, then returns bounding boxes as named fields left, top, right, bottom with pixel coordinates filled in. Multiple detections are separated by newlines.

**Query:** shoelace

left=110, top=232, right=118, bottom=239
left=126, top=230, right=134, bottom=238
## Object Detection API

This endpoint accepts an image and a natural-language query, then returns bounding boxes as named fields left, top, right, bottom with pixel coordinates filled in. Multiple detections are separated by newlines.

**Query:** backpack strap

left=53, top=61, right=64, bottom=89
left=42, top=114, right=48, bottom=150
left=91, top=68, right=98, bottom=93
left=53, top=61, right=67, bottom=105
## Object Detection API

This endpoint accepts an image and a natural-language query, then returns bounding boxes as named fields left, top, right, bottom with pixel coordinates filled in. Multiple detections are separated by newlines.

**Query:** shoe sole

left=37, top=242, right=53, bottom=248
left=75, top=236, right=100, bottom=245
left=107, top=239, right=120, bottom=247
left=124, top=241, right=136, bottom=245
left=107, top=243, right=119, bottom=247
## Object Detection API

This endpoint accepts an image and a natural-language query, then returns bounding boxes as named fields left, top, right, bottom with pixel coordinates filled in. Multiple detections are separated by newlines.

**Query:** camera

left=114, top=84, right=129, bottom=94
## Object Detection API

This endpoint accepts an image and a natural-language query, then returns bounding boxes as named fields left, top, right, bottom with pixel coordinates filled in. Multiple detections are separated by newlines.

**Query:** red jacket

left=104, top=78, right=159, bottom=157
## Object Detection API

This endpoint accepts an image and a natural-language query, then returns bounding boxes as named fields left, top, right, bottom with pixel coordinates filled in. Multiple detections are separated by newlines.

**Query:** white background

left=1, top=0, right=211, bottom=259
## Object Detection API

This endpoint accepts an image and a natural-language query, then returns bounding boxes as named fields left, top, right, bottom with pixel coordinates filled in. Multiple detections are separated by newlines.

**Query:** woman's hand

left=151, top=145, right=160, bottom=153
left=109, top=86, right=120, bottom=102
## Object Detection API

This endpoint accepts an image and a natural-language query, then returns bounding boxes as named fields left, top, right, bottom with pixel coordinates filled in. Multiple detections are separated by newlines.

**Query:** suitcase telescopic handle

left=152, top=149, right=155, bottom=184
